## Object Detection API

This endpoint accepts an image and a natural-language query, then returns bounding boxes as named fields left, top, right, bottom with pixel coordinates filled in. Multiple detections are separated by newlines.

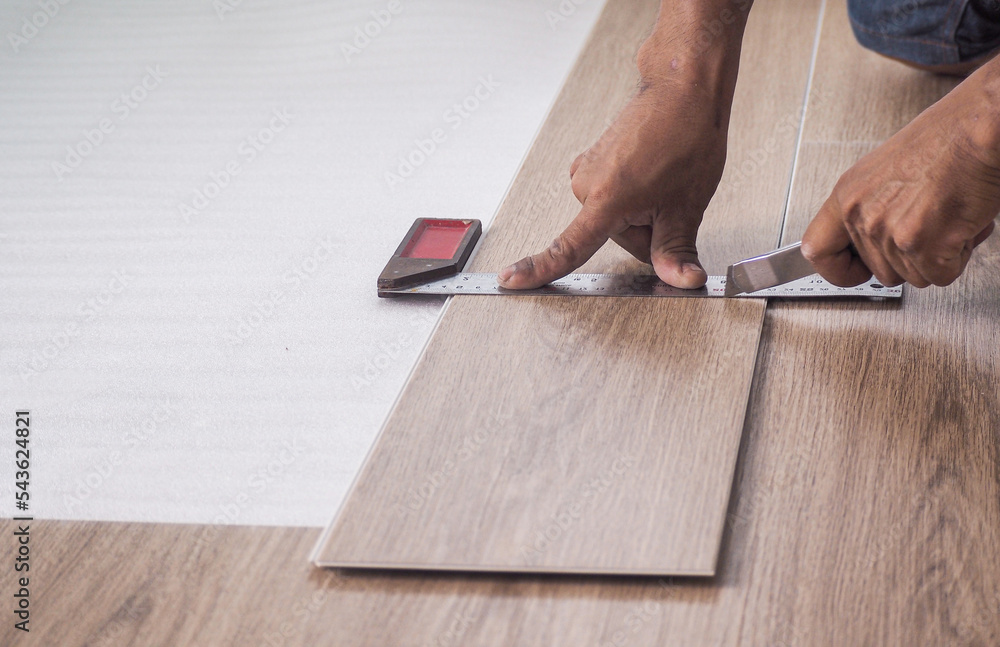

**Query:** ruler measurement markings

left=389, top=273, right=902, bottom=299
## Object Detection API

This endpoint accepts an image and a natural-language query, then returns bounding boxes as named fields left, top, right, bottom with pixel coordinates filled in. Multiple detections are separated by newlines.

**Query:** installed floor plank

left=735, top=3, right=1000, bottom=644
left=314, top=0, right=823, bottom=575
left=732, top=144, right=1000, bottom=647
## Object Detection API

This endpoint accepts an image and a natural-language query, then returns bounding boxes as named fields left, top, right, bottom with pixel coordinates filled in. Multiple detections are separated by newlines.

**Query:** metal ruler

left=384, top=272, right=902, bottom=298
left=377, top=218, right=903, bottom=300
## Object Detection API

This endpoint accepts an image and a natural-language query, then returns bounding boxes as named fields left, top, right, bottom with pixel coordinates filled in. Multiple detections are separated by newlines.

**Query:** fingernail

left=498, top=264, right=516, bottom=284
left=682, top=263, right=703, bottom=275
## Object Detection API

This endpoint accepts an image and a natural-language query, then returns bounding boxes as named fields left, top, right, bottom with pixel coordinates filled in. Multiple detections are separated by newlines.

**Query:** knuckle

left=546, top=236, right=577, bottom=267
left=918, top=250, right=965, bottom=286
left=584, top=179, right=615, bottom=205
left=926, top=262, right=962, bottom=287
left=800, top=241, right=820, bottom=263
left=854, top=211, right=882, bottom=239
left=871, top=267, right=900, bottom=287
left=636, top=42, right=655, bottom=76
left=908, top=275, right=931, bottom=288
left=841, top=203, right=866, bottom=236
left=653, top=233, right=698, bottom=256
left=893, top=231, right=921, bottom=256
left=515, top=254, right=536, bottom=276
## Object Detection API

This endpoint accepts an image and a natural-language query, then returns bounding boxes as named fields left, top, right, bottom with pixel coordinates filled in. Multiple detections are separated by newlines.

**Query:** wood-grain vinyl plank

left=314, top=0, right=824, bottom=576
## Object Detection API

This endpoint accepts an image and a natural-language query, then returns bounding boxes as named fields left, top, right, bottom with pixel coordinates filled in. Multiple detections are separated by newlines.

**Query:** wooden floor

left=314, top=0, right=822, bottom=576
left=5, top=1, right=1000, bottom=645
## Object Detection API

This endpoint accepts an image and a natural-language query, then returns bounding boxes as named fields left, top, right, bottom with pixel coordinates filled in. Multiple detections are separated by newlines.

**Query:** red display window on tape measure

left=378, top=219, right=482, bottom=297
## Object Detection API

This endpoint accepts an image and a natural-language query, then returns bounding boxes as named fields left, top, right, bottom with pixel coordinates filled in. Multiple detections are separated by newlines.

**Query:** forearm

left=973, top=55, right=1000, bottom=169
left=943, top=54, right=1000, bottom=174
left=637, top=1, right=754, bottom=126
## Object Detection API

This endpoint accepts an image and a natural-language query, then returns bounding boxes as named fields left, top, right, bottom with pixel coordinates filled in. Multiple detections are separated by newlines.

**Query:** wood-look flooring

left=4, top=1, right=999, bottom=645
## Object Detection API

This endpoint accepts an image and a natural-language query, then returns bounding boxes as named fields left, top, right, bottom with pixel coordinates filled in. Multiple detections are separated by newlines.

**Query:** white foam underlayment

left=0, top=0, right=605, bottom=527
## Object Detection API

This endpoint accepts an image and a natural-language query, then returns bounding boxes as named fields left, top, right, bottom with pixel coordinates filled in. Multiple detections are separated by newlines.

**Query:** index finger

left=497, top=202, right=612, bottom=289
left=801, top=196, right=874, bottom=287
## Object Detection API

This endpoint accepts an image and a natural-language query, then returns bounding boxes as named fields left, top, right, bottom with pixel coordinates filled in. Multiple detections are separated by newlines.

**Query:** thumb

left=649, top=217, right=707, bottom=289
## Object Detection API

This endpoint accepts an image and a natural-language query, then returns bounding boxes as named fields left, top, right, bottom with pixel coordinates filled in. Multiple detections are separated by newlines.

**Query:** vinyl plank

left=0, top=520, right=751, bottom=647
left=314, top=0, right=824, bottom=575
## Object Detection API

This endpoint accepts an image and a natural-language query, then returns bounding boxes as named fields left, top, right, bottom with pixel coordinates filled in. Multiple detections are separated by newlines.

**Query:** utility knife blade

left=724, top=241, right=816, bottom=297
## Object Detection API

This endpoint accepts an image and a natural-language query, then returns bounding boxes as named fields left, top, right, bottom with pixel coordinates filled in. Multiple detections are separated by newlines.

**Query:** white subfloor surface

left=0, top=0, right=605, bottom=526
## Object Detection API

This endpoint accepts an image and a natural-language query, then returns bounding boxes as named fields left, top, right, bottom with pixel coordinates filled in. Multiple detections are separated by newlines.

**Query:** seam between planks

left=729, top=0, right=830, bottom=636
left=776, top=0, right=828, bottom=249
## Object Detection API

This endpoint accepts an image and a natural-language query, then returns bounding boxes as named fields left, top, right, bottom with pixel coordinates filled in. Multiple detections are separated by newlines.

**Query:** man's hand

left=498, top=1, right=753, bottom=290
left=802, top=60, right=1000, bottom=288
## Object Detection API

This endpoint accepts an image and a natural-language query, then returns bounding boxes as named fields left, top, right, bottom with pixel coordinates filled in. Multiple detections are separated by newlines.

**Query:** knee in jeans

left=848, top=0, right=936, bottom=40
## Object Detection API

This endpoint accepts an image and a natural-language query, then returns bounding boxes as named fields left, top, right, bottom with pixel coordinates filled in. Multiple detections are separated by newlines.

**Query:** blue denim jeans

left=848, top=0, right=1000, bottom=65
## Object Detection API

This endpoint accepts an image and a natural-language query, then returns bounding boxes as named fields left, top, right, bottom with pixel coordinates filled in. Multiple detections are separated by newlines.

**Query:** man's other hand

left=802, top=62, right=1000, bottom=288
